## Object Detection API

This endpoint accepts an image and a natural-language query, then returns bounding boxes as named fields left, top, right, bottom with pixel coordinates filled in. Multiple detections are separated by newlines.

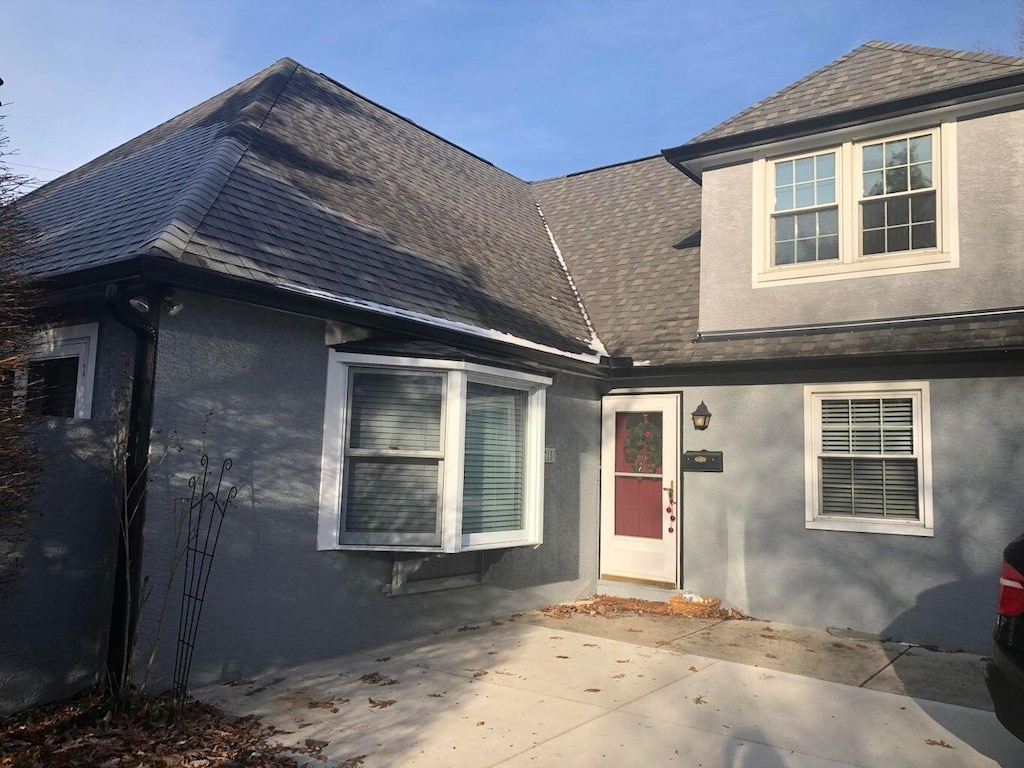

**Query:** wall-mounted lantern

left=691, top=401, right=712, bottom=431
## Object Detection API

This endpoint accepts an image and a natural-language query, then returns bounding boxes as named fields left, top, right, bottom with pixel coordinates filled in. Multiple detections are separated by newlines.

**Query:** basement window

left=317, top=352, right=549, bottom=553
left=20, top=323, right=99, bottom=419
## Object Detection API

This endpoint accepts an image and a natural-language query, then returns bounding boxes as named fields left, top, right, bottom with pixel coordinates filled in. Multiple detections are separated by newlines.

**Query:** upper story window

left=754, top=124, right=958, bottom=286
left=317, top=352, right=549, bottom=553
left=17, top=323, right=99, bottom=419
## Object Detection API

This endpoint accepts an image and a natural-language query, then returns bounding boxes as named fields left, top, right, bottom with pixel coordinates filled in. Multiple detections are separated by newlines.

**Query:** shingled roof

left=17, top=59, right=599, bottom=358
left=689, top=41, right=1024, bottom=144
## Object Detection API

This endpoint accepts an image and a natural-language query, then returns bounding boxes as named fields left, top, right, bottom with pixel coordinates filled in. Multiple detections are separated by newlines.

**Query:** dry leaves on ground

left=0, top=689, right=301, bottom=768
left=539, top=594, right=750, bottom=621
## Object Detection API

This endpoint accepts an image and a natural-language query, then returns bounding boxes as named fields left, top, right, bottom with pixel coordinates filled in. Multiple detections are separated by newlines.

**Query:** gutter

left=40, top=256, right=611, bottom=378
left=104, top=282, right=160, bottom=693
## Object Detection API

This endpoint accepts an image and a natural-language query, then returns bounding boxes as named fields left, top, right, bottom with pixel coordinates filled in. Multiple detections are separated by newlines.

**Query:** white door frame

left=599, top=393, right=680, bottom=587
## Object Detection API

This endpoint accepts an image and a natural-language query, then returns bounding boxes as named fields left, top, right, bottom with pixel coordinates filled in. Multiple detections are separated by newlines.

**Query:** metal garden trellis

left=171, top=454, right=238, bottom=713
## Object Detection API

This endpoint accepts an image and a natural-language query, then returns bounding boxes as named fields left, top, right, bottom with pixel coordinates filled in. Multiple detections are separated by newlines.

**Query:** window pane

left=775, top=214, right=795, bottom=241
left=775, top=186, right=794, bottom=212
left=816, top=178, right=835, bottom=205
left=886, top=197, right=909, bottom=226
left=911, top=192, right=936, bottom=223
left=863, top=170, right=884, bottom=197
left=911, top=223, right=937, bottom=250
left=818, top=236, right=839, bottom=261
left=26, top=357, right=79, bottom=418
left=909, top=135, right=932, bottom=163
left=816, top=153, right=835, bottom=178
left=862, top=200, right=885, bottom=230
left=794, top=157, right=814, bottom=182
left=795, top=182, right=815, bottom=208
left=349, top=371, right=443, bottom=450
left=796, top=239, right=817, bottom=263
left=863, top=229, right=885, bottom=255
left=796, top=212, right=817, bottom=238
left=775, top=161, right=793, bottom=186
left=910, top=162, right=932, bottom=190
left=887, top=225, right=910, bottom=252
left=345, top=459, right=439, bottom=533
left=462, top=383, right=526, bottom=534
left=885, top=139, right=908, bottom=168
left=862, top=143, right=883, bottom=171
left=885, top=166, right=908, bottom=194
left=818, top=208, right=838, bottom=236
left=774, top=240, right=795, bottom=264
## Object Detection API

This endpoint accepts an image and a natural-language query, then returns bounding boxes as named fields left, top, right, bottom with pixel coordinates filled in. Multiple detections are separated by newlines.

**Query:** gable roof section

left=17, top=60, right=598, bottom=359
left=690, top=41, right=1024, bottom=144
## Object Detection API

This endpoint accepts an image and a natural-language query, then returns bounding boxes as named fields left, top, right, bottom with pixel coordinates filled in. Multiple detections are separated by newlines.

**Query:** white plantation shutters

left=819, top=396, right=920, bottom=519
left=462, top=383, right=526, bottom=534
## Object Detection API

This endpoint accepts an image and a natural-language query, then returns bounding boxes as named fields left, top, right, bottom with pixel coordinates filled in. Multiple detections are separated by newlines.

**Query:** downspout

left=104, top=282, right=160, bottom=692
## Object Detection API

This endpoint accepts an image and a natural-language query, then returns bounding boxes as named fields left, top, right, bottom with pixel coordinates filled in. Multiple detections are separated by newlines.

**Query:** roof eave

left=662, top=70, right=1024, bottom=180
left=36, top=256, right=609, bottom=377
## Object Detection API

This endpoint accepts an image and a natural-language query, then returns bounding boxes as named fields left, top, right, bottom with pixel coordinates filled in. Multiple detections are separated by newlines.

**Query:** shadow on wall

left=0, top=420, right=119, bottom=715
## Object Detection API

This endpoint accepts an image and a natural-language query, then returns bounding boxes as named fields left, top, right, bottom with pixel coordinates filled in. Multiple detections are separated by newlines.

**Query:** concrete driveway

left=197, top=614, right=1024, bottom=767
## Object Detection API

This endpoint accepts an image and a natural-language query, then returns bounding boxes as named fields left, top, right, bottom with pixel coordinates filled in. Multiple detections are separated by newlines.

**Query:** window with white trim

left=804, top=382, right=933, bottom=536
left=18, top=323, right=99, bottom=419
left=317, top=352, right=549, bottom=552
left=754, top=124, right=957, bottom=285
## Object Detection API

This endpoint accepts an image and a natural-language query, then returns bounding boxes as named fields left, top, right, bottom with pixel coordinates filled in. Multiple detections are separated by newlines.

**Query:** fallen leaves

left=457, top=625, right=480, bottom=632
left=465, top=669, right=488, bottom=678
left=367, top=698, right=396, bottom=710
left=539, top=595, right=749, bottom=621
left=925, top=739, right=955, bottom=749
left=359, top=672, right=399, bottom=686
left=694, top=696, right=707, bottom=705
left=0, top=688, right=302, bottom=767
left=584, top=689, right=601, bottom=693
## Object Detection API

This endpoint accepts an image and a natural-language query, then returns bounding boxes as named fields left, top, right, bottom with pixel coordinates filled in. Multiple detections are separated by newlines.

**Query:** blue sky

left=2, top=1, right=1021, bottom=186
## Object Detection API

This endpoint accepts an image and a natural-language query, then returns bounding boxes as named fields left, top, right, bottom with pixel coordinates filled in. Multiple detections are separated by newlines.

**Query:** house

left=2, top=41, right=1024, bottom=713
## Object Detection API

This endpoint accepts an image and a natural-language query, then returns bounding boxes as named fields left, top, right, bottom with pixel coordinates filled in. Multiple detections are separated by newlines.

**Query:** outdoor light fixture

left=163, top=293, right=185, bottom=317
left=691, top=401, right=712, bottom=431
left=127, top=296, right=150, bottom=314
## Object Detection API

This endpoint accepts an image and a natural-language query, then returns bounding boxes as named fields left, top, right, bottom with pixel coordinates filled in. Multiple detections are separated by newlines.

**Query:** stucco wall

left=679, top=375, right=1024, bottom=653
left=137, top=293, right=601, bottom=691
left=698, top=107, right=1024, bottom=332
left=0, top=315, right=132, bottom=714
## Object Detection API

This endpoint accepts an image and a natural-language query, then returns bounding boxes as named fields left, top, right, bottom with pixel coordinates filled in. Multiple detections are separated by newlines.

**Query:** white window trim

left=18, top=322, right=99, bottom=419
left=317, top=352, right=550, bottom=553
left=803, top=381, right=933, bottom=537
left=752, top=123, right=958, bottom=287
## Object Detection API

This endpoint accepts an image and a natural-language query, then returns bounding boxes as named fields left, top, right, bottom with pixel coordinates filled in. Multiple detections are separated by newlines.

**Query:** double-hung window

left=804, top=382, right=933, bottom=536
left=318, top=352, right=549, bottom=552
left=755, top=124, right=957, bottom=285
left=16, top=323, right=99, bottom=419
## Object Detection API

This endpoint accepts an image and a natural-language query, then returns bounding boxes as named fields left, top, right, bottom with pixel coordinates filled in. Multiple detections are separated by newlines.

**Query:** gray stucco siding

left=698, top=107, right=1024, bottom=332
left=0, top=313, right=134, bottom=715
left=680, top=374, right=1023, bottom=654
left=139, top=293, right=601, bottom=691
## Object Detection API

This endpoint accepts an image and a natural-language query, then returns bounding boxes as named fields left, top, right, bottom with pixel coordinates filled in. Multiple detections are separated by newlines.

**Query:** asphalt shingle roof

left=17, top=59, right=596, bottom=356
left=536, top=159, right=1024, bottom=368
left=690, top=41, right=1024, bottom=144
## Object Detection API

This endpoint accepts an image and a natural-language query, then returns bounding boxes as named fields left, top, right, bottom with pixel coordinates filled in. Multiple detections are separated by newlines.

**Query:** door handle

left=663, top=480, right=675, bottom=505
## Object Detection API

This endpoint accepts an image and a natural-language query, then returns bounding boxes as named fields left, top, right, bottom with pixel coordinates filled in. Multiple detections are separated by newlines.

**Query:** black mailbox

left=683, top=449, right=723, bottom=473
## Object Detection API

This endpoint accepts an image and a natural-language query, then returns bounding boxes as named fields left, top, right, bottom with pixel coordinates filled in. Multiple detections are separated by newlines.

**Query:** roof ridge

left=863, top=40, right=1024, bottom=67
left=531, top=154, right=663, bottom=184
left=141, top=59, right=300, bottom=262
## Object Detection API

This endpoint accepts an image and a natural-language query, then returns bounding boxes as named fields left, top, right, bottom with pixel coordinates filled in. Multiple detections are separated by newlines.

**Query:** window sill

left=755, top=248, right=956, bottom=288
left=806, top=517, right=934, bottom=537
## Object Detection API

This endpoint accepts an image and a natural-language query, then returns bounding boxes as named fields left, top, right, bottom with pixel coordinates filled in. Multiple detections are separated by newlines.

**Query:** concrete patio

left=197, top=610, right=1024, bottom=767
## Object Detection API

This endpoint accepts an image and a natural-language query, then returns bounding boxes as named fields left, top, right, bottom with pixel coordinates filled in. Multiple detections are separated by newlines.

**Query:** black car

left=986, top=532, right=1024, bottom=741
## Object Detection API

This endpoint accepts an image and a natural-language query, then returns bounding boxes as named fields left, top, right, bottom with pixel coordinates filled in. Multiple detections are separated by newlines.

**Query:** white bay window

left=318, top=353, right=548, bottom=552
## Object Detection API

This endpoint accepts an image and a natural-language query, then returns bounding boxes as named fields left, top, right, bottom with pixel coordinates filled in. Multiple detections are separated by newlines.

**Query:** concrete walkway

left=197, top=615, right=1024, bottom=767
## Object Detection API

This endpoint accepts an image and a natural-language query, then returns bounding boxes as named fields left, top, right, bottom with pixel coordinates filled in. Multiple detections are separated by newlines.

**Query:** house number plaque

left=682, top=450, right=723, bottom=473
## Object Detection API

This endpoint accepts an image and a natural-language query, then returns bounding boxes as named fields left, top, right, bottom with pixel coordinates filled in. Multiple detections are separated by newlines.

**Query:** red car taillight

left=998, top=561, right=1024, bottom=617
